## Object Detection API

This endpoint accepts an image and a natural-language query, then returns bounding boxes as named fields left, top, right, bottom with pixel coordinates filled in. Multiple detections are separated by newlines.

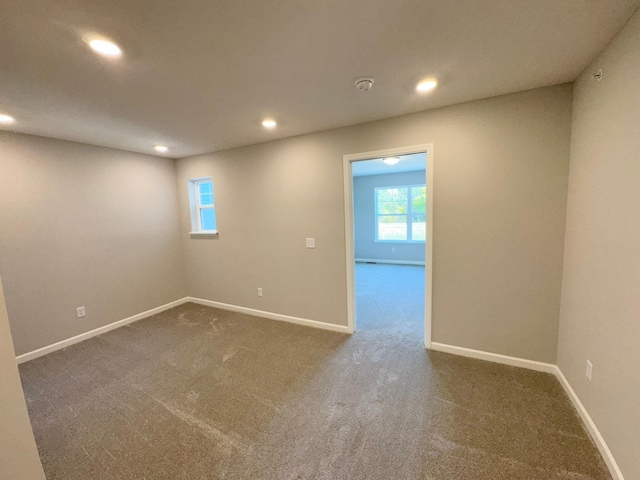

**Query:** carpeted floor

left=355, top=262, right=425, bottom=337
left=19, top=264, right=611, bottom=479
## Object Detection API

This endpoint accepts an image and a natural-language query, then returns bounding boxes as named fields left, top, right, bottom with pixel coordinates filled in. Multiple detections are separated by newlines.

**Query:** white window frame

left=374, top=184, right=426, bottom=243
left=188, top=177, right=218, bottom=237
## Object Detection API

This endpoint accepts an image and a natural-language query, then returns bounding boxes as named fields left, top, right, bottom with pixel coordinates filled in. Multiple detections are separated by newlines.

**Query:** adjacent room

left=351, top=153, right=427, bottom=340
left=1, top=1, right=639, bottom=479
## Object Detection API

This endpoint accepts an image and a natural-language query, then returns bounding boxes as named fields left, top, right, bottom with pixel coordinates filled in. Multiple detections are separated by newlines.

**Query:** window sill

left=189, top=231, right=219, bottom=239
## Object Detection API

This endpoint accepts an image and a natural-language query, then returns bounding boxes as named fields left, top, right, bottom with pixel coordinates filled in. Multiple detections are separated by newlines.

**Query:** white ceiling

left=352, top=153, right=425, bottom=177
left=1, top=0, right=639, bottom=158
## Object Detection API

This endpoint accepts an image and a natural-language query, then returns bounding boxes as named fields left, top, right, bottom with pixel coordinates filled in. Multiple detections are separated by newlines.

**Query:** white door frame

left=343, top=144, right=434, bottom=348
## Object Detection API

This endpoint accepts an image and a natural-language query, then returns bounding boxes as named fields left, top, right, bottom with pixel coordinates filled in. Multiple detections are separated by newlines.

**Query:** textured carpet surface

left=19, top=264, right=611, bottom=479
left=355, top=262, right=425, bottom=337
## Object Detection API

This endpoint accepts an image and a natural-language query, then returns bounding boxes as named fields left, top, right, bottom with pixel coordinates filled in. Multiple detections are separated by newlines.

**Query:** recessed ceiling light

left=88, top=38, right=122, bottom=58
left=154, top=145, right=169, bottom=153
left=0, top=113, right=15, bottom=124
left=416, top=79, right=438, bottom=92
left=262, top=119, right=277, bottom=129
left=383, top=157, right=400, bottom=165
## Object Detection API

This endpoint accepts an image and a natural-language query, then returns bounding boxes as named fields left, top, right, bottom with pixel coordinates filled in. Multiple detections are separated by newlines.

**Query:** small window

left=188, top=178, right=217, bottom=234
left=375, top=185, right=426, bottom=242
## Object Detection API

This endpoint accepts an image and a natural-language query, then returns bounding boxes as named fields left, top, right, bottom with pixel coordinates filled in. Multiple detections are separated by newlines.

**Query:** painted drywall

left=0, top=132, right=188, bottom=356
left=557, top=8, right=640, bottom=478
left=176, top=84, right=572, bottom=363
left=353, top=171, right=426, bottom=263
left=0, top=274, right=46, bottom=480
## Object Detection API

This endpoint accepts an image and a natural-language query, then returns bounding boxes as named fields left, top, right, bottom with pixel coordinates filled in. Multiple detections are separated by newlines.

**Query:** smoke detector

left=355, top=77, right=374, bottom=91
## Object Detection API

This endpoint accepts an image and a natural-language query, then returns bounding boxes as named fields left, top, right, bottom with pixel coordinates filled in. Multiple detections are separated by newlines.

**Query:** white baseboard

left=16, top=297, right=190, bottom=364
left=429, top=342, right=557, bottom=374
left=188, top=297, right=352, bottom=334
left=554, top=367, right=624, bottom=480
left=429, top=341, right=623, bottom=479
left=355, top=258, right=425, bottom=266
left=14, top=295, right=622, bottom=479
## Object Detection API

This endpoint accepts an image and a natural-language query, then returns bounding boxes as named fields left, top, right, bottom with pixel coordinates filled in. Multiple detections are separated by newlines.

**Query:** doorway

left=343, top=145, right=433, bottom=347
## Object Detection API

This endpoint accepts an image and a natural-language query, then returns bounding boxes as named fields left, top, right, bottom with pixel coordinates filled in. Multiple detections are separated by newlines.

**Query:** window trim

left=374, top=184, right=426, bottom=243
left=188, top=177, right=218, bottom=237
left=194, top=179, right=215, bottom=232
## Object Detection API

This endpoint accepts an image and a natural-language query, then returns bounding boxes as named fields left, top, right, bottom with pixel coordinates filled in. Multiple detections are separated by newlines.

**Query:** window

left=188, top=178, right=217, bottom=234
left=375, top=185, right=426, bottom=242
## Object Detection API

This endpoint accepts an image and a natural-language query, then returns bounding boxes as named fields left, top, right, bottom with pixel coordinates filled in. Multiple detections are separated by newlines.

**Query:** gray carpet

left=355, top=262, right=425, bottom=337
left=19, top=265, right=611, bottom=479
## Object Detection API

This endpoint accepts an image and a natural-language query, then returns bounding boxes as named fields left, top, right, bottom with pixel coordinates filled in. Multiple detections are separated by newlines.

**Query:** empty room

left=1, top=1, right=639, bottom=479
left=351, top=152, right=428, bottom=341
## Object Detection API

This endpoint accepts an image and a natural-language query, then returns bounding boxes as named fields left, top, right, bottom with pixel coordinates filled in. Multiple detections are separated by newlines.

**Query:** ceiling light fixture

left=383, top=157, right=400, bottom=165
left=154, top=145, right=169, bottom=153
left=0, top=113, right=16, bottom=124
left=416, top=79, right=438, bottom=92
left=355, top=77, right=375, bottom=91
left=262, top=119, right=277, bottom=129
left=87, top=38, right=122, bottom=58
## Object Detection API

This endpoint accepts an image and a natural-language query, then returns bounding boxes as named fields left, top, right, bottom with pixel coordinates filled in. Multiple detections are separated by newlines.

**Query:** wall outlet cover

left=585, top=360, right=593, bottom=381
left=76, top=306, right=86, bottom=318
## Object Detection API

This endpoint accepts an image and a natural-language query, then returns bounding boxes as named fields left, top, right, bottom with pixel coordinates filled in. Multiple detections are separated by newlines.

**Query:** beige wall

left=0, top=132, right=188, bottom=356
left=176, top=84, right=572, bottom=363
left=353, top=171, right=427, bottom=262
left=557, top=8, right=640, bottom=479
left=0, top=85, right=573, bottom=365
left=0, top=274, right=46, bottom=480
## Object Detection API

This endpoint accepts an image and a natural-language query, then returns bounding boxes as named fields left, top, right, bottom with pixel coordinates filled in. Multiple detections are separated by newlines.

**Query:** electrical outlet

left=305, top=238, right=316, bottom=249
left=257, top=288, right=263, bottom=297
left=76, top=306, right=86, bottom=318
left=585, top=360, right=593, bottom=381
